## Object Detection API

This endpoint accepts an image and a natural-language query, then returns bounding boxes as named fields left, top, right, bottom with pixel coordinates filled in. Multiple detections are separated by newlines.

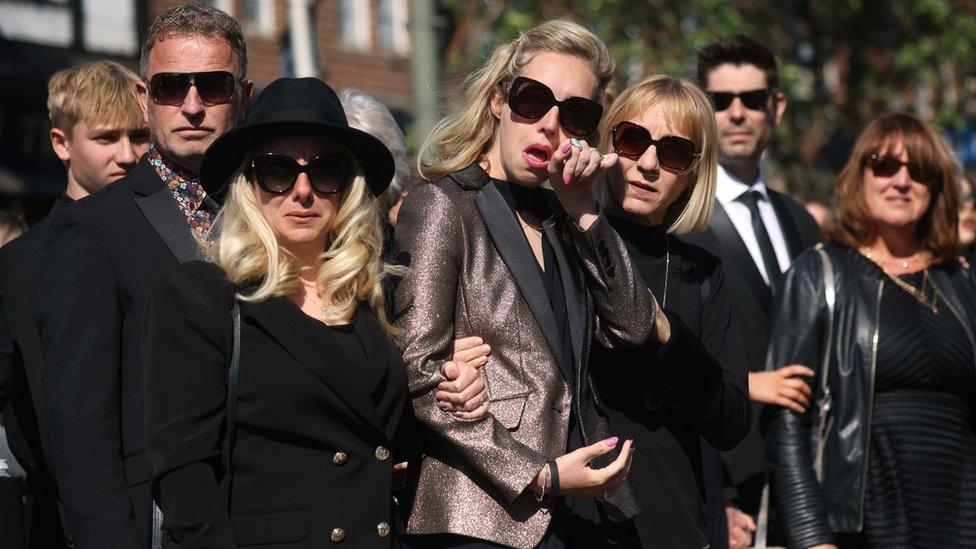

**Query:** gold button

left=330, top=528, right=345, bottom=543
left=374, top=446, right=390, bottom=461
left=377, top=521, right=390, bottom=538
left=332, top=451, right=347, bottom=466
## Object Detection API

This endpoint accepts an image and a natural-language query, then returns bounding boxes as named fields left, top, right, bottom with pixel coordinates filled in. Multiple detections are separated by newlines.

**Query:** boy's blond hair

left=47, top=60, right=144, bottom=134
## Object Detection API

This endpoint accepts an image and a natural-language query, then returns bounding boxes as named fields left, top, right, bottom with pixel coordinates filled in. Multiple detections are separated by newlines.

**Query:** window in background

left=242, top=0, right=275, bottom=38
left=338, top=0, right=370, bottom=50
left=376, top=0, right=409, bottom=55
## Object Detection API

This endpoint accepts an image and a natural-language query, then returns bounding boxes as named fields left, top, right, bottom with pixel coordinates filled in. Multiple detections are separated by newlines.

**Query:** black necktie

left=737, top=190, right=783, bottom=290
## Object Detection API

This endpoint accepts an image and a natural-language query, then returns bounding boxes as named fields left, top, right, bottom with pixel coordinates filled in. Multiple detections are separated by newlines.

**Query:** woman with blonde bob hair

left=396, top=18, right=670, bottom=549
left=586, top=75, right=750, bottom=547
left=765, top=112, right=976, bottom=549
left=141, top=78, right=484, bottom=548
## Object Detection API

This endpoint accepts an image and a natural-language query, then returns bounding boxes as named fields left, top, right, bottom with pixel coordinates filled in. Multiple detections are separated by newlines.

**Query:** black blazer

left=685, top=189, right=821, bottom=510
left=37, top=156, right=207, bottom=548
left=591, top=222, right=751, bottom=548
left=143, top=261, right=413, bottom=548
left=0, top=195, right=71, bottom=548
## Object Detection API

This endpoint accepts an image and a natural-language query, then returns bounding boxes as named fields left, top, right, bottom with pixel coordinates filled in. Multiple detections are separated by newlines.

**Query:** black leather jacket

left=763, top=243, right=976, bottom=548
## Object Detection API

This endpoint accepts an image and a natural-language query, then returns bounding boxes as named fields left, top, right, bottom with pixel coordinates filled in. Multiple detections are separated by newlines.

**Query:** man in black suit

left=0, top=60, right=149, bottom=548
left=686, top=36, right=822, bottom=548
left=36, top=4, right=252, bottom=547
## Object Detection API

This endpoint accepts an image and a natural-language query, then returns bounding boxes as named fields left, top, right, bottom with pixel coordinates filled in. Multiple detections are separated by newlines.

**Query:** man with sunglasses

left=35, top=5, right=251, bottom=547
left=688, top=36, right=822, bottom=549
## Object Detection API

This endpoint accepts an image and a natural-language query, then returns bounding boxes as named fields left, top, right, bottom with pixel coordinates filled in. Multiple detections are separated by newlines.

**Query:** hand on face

left=486, top=52, right=605, bottom=188
left=140, top=35, right=252, bottom=173
left=547, top=137, right=618, bottom=216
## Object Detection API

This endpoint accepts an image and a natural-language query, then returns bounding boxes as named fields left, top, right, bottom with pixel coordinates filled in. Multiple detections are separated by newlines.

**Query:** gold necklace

left=860, top=249, right=940, bottom=314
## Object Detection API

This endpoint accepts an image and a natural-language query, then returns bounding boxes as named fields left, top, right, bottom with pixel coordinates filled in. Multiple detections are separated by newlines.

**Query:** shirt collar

left=147, top=144, right=200, bottom=188
left=715, top=164, right=771, bottom=206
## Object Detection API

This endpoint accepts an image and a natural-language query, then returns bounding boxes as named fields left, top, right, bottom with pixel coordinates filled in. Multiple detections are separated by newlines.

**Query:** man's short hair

left=140, top=3, right=247, bottom=80
left=47, top=60, right=145, bottom=134
left=696, top=35, right=779, bottom=89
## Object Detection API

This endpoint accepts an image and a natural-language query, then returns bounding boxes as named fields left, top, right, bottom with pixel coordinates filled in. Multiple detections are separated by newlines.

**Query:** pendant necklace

left=860, top=248, right=940, bottom=314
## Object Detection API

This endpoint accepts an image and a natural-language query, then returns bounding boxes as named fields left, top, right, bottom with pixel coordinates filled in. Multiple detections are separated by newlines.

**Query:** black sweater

left=590, top=216, right=751, bottom=548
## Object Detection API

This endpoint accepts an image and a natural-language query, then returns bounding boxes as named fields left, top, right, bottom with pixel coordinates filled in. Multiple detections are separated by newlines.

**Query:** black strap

left=546, top=459, right=559, bottom=504
left=222, top=299, right=241, bottom=514
left=737, top=190, right=784, bottom=291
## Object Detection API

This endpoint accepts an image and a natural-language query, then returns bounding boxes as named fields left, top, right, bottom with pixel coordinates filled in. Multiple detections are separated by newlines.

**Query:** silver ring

left=569, top=138, right=584, bottom=149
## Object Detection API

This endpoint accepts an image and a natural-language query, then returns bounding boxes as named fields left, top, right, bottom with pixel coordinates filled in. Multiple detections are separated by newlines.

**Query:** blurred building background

left=3, top=0, right=976, bottom=223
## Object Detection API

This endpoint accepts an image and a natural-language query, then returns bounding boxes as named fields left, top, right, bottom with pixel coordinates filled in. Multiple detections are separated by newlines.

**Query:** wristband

left=546, top=459, right=559, bottom=504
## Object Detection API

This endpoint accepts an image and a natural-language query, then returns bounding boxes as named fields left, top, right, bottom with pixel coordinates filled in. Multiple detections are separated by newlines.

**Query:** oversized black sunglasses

left=706, top=89, right=772, bottom=112
left=611, top=121, right=700, bottom=173
left=149, top=71, right=238, bottom=106
left=504, top=76, right=603, bottom=136
left=250, top=153, right=350, bottom=195
left=867, top=153, right=937, bottom=185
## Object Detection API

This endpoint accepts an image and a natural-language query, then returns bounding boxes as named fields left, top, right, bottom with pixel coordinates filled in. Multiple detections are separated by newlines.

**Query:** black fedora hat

left=200, top=77, right=395, bottom=202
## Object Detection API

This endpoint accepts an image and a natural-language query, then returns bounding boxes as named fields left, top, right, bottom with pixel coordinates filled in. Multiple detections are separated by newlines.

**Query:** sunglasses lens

left=307, top=156, right=349, bottom=194
left=150, top=73, right=190, bottom=105
left=869, top=156, right=902, bottom=178
left=708, top=92, right=734, bottom=111
left=509, top=79, right=555, bottom=120
left=252, top=155, right=297, bottom=193
left=194, top=72, right=236, bottom=105
left=560, top=97, right=602, bottom=136
left=657, top=137, right=697, bottom=172
left=739, top=90, right=771, bottom=110
left=613, top=122, right=650, bottom=157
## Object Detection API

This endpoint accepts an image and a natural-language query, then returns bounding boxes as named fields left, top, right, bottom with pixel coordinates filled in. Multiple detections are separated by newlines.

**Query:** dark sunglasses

left=504, top=76, right=603, bottom=136
left=707, top=89, right=772, bottom=111
left=149, top=71, right=238, bottom=106
left=611, top=121, right=700, bottom=173
left=250, top=153, right=350, bottom=195
left=867, top=153, right=936, bottom=184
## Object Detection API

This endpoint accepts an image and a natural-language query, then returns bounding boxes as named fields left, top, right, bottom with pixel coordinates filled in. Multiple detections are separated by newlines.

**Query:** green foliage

left=439, top=0, right=976, bottom=201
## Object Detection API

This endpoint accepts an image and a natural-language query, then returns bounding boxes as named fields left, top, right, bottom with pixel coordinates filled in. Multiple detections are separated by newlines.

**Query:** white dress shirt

left=714, top=165, right=792, bottom=286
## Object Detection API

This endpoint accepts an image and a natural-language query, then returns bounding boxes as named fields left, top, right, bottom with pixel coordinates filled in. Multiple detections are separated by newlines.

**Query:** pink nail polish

left=606, top=436, right=619, bottom=447
left=563, top=173, right=573, bottom=186
left=561, top=143, right=572, bottom=154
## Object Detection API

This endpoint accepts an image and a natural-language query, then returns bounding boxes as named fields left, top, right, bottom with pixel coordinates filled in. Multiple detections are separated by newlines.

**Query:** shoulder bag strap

left=222, top=299, right=242, bottom=514
left=813, top=245, right=836, bottom=481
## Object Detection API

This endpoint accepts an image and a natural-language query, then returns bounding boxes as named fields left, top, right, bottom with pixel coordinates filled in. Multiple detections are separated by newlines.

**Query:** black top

left=143, top=261, right=415, bottom=548
left=861, top=271, right=976, bottom=547
left=590, top=215, right=751, bottom=549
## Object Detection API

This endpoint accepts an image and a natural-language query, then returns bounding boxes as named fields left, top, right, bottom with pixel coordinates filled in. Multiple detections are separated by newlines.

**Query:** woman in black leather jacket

left=764, top=112, right=976, bottom=549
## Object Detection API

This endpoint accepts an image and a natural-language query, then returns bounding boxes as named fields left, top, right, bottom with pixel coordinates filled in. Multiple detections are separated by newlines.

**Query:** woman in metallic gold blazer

left=394, top=20, right=671, bottom=549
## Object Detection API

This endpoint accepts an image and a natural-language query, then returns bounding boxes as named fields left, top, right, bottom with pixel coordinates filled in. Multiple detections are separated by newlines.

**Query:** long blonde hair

left=596, top=75, right=718, bottom=234
left=419, top=19, right=615, bottom=182
left=212, top=153, right=400, bottom=333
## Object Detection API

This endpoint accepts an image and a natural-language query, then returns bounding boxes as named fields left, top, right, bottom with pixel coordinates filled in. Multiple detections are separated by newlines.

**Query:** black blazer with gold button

left=142, top=261, right=414, bottom=548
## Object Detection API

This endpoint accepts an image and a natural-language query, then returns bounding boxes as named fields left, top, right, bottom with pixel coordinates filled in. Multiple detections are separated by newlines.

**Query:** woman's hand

left=749, top=365, right=815, bottom=413
left=392, top=461, right=408, bottom=491
left=725, top=503, right=756, bottom=549
left=548, top=138, right=619, bottom=229
left=530, top=437, right=635, bottom=499
left=653, top=296, right=671, bottom=345
left=434, top=336, right=491, bottom=419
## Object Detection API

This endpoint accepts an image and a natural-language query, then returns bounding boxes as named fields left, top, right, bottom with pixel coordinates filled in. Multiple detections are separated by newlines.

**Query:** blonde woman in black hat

left=141, top=77, right=485, bottom=548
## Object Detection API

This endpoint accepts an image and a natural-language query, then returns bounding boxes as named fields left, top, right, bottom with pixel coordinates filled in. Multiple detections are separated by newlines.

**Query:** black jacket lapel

left=243, top=297, right=387, bottom=440
left=351, top=307, right=401, bottom=441
left=545, top=222, right=586, bottom=368
left=768, top=191, right=805, bottom=260
left=131, top=159, right=202, bottom=263
left=474, top=184, right=566, bottom=377
left=710, top=202, right=773, bottom=311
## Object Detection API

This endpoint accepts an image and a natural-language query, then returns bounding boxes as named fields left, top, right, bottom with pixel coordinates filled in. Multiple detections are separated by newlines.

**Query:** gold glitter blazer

left=393, top=165, right=655, bottom=548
